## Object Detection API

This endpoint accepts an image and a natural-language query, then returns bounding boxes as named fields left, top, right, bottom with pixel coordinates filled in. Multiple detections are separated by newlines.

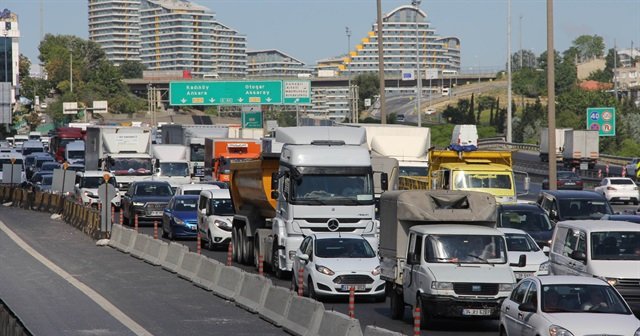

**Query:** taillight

left=576, top=180, right=583, bottom=185
left=557, top=180, right=564, bottom=185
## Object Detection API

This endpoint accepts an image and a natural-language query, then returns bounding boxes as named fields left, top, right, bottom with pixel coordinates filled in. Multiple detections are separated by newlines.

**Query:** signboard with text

left=170, top=80, right=311, bottom=106
left=587, top=107, right=616, bottom=136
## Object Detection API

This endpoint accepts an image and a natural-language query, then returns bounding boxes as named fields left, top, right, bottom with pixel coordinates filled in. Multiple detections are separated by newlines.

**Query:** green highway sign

left=242, top=111, right=263, bottom=129
left=170, top=80, right=311, bottom=106
left=587, top=107, right=615, bottom=136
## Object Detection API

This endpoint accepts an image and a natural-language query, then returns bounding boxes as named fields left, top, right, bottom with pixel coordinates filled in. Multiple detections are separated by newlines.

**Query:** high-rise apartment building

left=89, top=0, right=247, bottom=77
left=247, top=50, right=312, bottom=78
left=88, top=0, right=141, bottom=65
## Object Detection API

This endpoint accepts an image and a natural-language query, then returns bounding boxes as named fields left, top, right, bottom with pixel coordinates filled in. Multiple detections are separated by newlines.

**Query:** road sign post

left=98, top=174, right=117, bottom=234
left=586, top=107, right=616, bottom=136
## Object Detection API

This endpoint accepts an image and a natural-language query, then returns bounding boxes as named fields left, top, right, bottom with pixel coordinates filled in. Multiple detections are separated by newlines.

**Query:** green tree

left=118, top=60, right=145, bottom=79
left=572, top=35, right=605, bottom=62
left=511, top=49, right=538, bottom=71
left=353, top=73, right=379, bottom=112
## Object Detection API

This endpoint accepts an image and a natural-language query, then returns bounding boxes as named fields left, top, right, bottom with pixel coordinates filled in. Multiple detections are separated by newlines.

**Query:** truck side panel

left=229, top=158, right=279, bottom=219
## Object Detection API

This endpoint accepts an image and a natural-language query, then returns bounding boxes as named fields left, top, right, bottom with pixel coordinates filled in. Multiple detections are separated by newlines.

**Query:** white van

left=549, top=220, right=640, bottom=311
left=197, top=189, right=234, bottom=250
left=21, top=140, right=45, bottom=156
left=451, top=124, right=478, bottom=147
left=65, top=140, right=85, bottom=165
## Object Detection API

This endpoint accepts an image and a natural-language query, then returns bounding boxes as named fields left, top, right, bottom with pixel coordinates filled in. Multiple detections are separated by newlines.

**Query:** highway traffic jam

left=2, top=123, right=640, bottom=335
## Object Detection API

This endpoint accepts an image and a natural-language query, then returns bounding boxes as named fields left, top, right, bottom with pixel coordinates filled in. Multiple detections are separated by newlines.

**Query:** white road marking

left=0, top=220, right=153, bottom=336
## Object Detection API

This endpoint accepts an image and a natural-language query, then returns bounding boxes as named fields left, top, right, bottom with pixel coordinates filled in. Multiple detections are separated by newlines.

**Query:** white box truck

left=150, top=144, right=192, bottom=189
left=539, top=128, right=570, bottom=162
left=380, top=190, right=525, bottom=327
left=562, top=130, right=599, bottom=170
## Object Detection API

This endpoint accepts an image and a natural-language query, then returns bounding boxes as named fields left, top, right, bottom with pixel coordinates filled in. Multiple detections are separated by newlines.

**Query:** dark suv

left=497, top=203, right=554, bottom=248
left=537, top=190, right=613, bottom=223
left=121, top=180, right=174, bottom=225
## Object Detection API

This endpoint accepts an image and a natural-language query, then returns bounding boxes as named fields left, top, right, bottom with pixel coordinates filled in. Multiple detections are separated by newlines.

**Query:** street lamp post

left=376, top=0, right=386, bottom=124
left=413, top=0, right=422, bottom=127
left=346, top=26, right=352, bottom=122
left=69, top=50, right=73, bottom=93
left=507, top=0, right=513, bottom=143
left=546, top=0, right=557, bottom=190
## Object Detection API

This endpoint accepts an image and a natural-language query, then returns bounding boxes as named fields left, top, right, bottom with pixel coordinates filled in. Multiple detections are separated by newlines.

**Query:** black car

left=497, top=203, right=555, bottom=248
left=601, top=214, right=640, bottom=224
left=121, top=180, right=174, bottom=225
left=537, top=190, right=613, bottom=223
left=542, top=171, right=583, bottom=190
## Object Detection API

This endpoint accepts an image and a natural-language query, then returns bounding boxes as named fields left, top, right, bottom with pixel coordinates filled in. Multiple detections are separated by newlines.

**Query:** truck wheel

left=389, top=290, right=404, bottom=320
left=272, top=240, right=284, bottom=279
left=231, top=227, right=239, bottom=262
left=416, top=295, right=432, bottom=329
left=241, top=227, right=254, bottom=265
left=237, top=230, right=245, bottom=264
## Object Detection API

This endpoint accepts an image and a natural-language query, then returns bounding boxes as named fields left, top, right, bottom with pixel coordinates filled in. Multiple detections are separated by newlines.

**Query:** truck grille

left=453, top=283, right=499, bottom=296
left=615, top=278, right=640, bottom=304
left=333, top=275, right=374, bottom=285
left=301, top=218, right=364, bottom=224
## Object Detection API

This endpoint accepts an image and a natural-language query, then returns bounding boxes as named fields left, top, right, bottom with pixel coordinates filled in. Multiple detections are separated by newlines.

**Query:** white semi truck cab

left=150, top=144, right=192, bottom=189
left=379, top=190, right=525, bottom=327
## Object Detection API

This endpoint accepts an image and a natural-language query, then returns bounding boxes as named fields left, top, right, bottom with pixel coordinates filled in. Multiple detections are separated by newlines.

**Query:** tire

left=634, top=199, right=639, bottom=206
left=123, top=209, right=130, bottom=226
left=236, top=228, right=245, bottom=264
left=308, top=277, right=318, bottom=300
left=206, top=232, right=214, bottom=251
left=231, top=227, right=239, bottom=262
left=254, top=238, right=261, bottom=271
left=168, top=227, right=174, bottom=241
left=499, top=326, right=507, bottom=336
left=374, top=294, right=386, bottom=303
left=290, top=270, right=298, bottom=292
left=416, top=295, right=431, bottom=329
left=161, top=227, right=168, bottom=239
left=272, top=239, right=284, bottom=279
left=389, top=289, right=404, bottom=320
left=241, top=226, right=254, bottom=265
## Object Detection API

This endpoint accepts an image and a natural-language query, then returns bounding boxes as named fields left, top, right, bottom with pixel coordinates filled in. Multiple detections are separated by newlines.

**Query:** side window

left=562, top=229, right=579, bottom=257
left=306, top=239, right=314, bottom=260
left=510, top=281, right=531, bottom=304
left=552, top=227, right=568, bottom=254
left=575, top=231, right=587, bottom=255
left=524, top=283, right=538, bottom=307
left=283, top=176, right=290, bottom=200
left=601, top=179, right=607, bottom=186
left=198, top=195, right=207, bottom=211
left=407, top=233, right=418, bottom=261
left=414, top=235, right=423, bottom=261
left=299, top=237, right=311, bottom=255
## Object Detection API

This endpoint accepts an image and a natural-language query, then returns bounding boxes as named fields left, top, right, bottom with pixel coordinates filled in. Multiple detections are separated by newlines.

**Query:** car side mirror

left=165, top=208, right=172, bottom=213
left=550, top=210, right=558, bottom=221
left=510, top=254, right=527, bottom=268
left=75, top=183, right=79, bottom=188
left=381, top=172, right=389, bottom=191
left=570, top=251, right=587, bottom=262
left=518, top=302, right=536, bottom=313
left=408, top=252, right=420, bottom=265
left=200, top=208, right=206, bottom=216
left=299, top=254, right=309, bottom=263
left=542, top=246, right=550, bottom=254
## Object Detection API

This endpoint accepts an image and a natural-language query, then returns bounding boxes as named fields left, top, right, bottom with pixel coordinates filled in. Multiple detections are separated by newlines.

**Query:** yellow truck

left=399, top=149, right=528, bottom=203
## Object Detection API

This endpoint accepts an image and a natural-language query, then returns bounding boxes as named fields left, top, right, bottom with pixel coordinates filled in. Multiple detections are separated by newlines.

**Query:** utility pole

left=547, top=0, right=557, bottom=190
left=519, top=15, right=523, bottom=69
left=346, top=26, right=352, bottom=122
left=376, top=0, right=386, bottom=124
left=69, top=50, right=73, bottom=93
left=413, top=0, right=422, bottom=127
left=507, top=0, right=513, bottom=143
left=614, top=39, right=618, bottom=102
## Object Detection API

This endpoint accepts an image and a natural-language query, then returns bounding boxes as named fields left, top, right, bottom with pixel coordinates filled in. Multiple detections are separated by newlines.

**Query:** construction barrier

left=114, top=227, right=137, bottom=254
left=177, top=252, right=204, bottom=282
left=130, top=234, right=151, bottom=260
left=363, top=325, right=405, bottom=336
left=141, top=237, right=168, bottom=266
left=235, top=272, right=271, bottom=313
left=259, top=285, right=293, bottom=327
left=211, top=265, right=245, bottom=301
left=108, top=224, right=124, bottom=250
left=161, top=242, right=188, bottom=273
left=192, top=258, right=222, bottom=291
left=315, top=311, right=363, bottom=336
left=281, top=295, right=325, bottom=336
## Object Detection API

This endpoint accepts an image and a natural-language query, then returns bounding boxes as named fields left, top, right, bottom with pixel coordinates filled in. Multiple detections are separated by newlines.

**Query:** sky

left=5, top=0, right=640, bottom=73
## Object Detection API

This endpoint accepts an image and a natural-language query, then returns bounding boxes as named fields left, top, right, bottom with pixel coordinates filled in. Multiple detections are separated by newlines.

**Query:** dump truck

left=230, top=126, right=387, bottom=278
left=539, top=128, right=570, bottom=162
left=562, top=130, right=599, bottom=170
left=380, top=190, right=525, bottom=326
left=204, top=138, right=261, bottom=182
left=399, top=149, right=529, bottom=204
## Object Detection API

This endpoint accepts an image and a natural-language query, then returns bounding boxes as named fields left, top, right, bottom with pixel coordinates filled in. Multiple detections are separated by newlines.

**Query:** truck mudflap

left=419, top=293, right=505, bottom=319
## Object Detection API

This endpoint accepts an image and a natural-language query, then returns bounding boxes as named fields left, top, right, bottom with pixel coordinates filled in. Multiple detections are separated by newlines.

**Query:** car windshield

left=499, top=210, right=553, bottom=232
left=453, top=172, right=513, bottom=190
left=559, top=199, right=612, bottom=220
left=504, top=233, right=540, bottom=252
left=591, top=232, right=640, bottom=260
left=159, top=162, right=189, bottom=177
left=315, top=238, right=376, bottom=258
left=558, top=172, right=579, bottom=179
left=399, top=166, right=427, bottom=177
left=25, top=156, right=36, bottom=166
left=134, top=184, right=173, bottom=196
left=111, top=158, right=152, bottom=176
left=190, top=145, right=204, bottom=162
left=426, top=234, right=508, bottom=264
left=22, top=147, right=43, bottom=156
left=292, top=174, right=374, bottom=205
left=41, top=163, right=60, bottom=171
left=610, top=179, right=634, bottom=185
left=82, top=176, right=116, bottom=189
left=42, top=175, right=53, bottom=185
left=36, top=158, right=54, bottom=168
left=209, top=198, right=234, bottom=216
left=542, top=284, right=630, bottom=314
left=68, top=150, right=84, bottom=159
left=173, top=198, right=197, bottom=211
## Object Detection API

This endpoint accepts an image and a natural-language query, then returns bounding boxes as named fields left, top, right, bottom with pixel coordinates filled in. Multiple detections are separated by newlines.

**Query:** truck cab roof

left=410, top=224, right=503, bottom=236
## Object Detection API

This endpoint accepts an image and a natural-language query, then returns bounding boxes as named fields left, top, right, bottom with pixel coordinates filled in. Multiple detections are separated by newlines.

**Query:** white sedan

left=594, top=177, right=639, bottom=205
left=499, top=228, right=549, bottom=281
left=291, top=233, right=385, bottom=301
left=499, top=275, right=640, bottom=336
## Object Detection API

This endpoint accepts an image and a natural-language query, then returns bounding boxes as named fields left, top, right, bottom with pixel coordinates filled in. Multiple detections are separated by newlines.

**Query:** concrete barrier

left=259, top=285, right=293, bottom=327
left=107, top=224, right=124, bottom=249
left=177, top=252, right=204, bottom=282
left=363, top=326, right=404, bottom=336
left=314, top=311, right=363, bottom=336
left=235, top=273, right=271, bottom=313
left=161, top=242, right=188, bottom=273
left=282, top=295, right=325, bottom=336
left=110, top=226, right=137, bottom=253
left=130, top=234, right=151, bottom=259
left=142, top=238, right=168, bottom=266
left=211, top=265, right=244, bottom=301
left=192, top=258, right=222, bottom=291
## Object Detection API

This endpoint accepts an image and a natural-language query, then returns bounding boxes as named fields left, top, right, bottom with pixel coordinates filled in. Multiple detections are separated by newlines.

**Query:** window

left=299, top=237, right=312, bottom=255
left=510, top=281, right=530, bottom=304
left=523, top=283, right=538, bottom=307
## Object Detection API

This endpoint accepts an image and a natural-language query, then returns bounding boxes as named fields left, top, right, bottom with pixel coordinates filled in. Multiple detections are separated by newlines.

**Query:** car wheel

left=161, top=226, right=168, bottom=239
left=290, top=270, right=298, bottom=292
left=206, top=231, right=214, bottom=251
left=168, top=226, right=174, bottom=241
left=389, top=289, right=404, bottom=320
left=416, top=295, right=431, bottom=329
left=307, top=277, right=318, bottom=300
left=634, top=199, right=639, bottom=205
left=499, top=326, right=507, bottom=336
left=272, top=240, right=283, bottom=279
left=374, top=294, right=386, bottom=303
left=123, top=210, right=130, bottom=226
left=241, top=226, right=253, bottom=265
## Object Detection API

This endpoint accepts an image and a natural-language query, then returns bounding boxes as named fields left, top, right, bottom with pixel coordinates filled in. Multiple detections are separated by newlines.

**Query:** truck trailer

left=562, top=130, right=599, bottom=170
left=229, top=126, right=388, bottom=278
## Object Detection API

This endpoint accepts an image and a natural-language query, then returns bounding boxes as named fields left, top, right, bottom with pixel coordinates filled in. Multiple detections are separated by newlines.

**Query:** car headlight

left=371, top=265, right=381, bottom=276
left=430, top=281, right=453, bottom=290
left=315, top=265, right=335, bottom=276
left=499, top=283, right=514, bottom=292
left=214, top=219, right=232, bottom=230
left=174, top=217, right=185, bottom=226
left=132, top=202, right=145, bottom=207
left=606, top=277, right=618, bottom=286
left=539, top=261, right=550, bottom=273
left=83, top=191, right=93, bottom=197
left=549, top=325, right=574, bottom=336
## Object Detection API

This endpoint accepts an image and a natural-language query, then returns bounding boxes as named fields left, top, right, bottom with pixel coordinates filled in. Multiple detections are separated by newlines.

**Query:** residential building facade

left=1, top=9, right=19, bottom=124
left=88, top=0, right=141, bottom=65
left=247, top=50, right=312, bottom=78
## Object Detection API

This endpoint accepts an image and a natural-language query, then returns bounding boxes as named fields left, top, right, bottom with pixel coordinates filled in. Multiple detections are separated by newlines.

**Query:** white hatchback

left=291, top=233, right=385, bottom=301
left=500, top=275, right=640, bottom=336
left=594, top=177, right=639, bottom=205
left=499, top=228, right=550, bottom=281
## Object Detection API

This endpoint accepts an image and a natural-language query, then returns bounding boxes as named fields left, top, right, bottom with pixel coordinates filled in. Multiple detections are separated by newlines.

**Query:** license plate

left=341, top=285, right=365, bottom=291
left=580, top=162, right=588, bottom=170
left=515, top=272, right=534, bottom=279
left=565, top=182, right=575, bottom=185
left=620, top=197, right=630, bottom=200
left=462, top=308, right=492, bottom=316
left=150, top=211, right=162, bottom=216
